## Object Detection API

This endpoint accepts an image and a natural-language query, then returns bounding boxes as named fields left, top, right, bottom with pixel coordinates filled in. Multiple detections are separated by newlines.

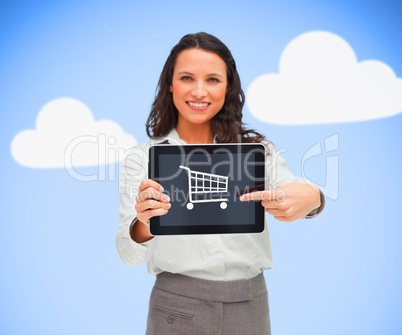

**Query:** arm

left=240, top=141, right=325, bottom=221
left=115, top=145, right=170, bottom=266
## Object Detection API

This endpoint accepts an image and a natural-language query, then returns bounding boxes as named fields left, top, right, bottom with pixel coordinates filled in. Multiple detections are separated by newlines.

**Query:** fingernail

left=164, top=203, right=171, bottom=209
left=160, top=186, right=164, bottom=192
left=240, top=195, right=245, bottom=201
left=163, top=195, right=169, bottom=202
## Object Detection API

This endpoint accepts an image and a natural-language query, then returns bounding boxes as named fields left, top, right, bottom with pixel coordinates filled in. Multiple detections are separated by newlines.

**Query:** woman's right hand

left=130, top=179, right=171, bottom=243
left=135, top=179, right=171, bottom=225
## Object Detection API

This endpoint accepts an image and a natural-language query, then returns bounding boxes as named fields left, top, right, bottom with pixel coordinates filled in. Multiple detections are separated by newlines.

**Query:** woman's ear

left=169, top=85, right=173, bottom=92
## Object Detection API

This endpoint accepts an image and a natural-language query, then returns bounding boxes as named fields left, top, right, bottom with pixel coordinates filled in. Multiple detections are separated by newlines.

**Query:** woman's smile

left=186, top=101, right=211, bottom=110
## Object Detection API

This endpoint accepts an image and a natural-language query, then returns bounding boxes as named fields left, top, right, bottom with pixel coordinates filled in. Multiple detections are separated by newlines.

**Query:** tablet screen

left=149, top=144, right=265, bottom=235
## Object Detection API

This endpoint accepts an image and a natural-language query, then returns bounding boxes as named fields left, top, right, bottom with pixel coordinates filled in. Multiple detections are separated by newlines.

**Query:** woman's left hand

left=240, top=183, right=321, bottom=222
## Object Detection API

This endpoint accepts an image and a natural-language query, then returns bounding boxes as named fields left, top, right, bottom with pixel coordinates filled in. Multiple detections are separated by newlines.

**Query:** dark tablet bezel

left=148, top=143, right=265, bottom=235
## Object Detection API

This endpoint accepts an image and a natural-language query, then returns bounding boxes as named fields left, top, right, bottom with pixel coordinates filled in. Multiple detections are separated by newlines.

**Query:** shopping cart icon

left=179, top=165, right=229, bottom=210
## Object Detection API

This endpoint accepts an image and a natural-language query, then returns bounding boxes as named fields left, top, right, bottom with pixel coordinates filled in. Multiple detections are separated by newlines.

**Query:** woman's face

left=170, top=48, right=227, bottom=128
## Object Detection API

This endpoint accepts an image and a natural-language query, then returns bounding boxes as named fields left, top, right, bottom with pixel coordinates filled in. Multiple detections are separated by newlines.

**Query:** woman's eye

left=208, top=77, right=219, bottom=82
left=181, top=76, right=192, bottom=81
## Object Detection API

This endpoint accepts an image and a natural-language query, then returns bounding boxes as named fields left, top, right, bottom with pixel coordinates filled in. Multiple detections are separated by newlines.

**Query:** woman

left=116, top=32, right=324, bottom=335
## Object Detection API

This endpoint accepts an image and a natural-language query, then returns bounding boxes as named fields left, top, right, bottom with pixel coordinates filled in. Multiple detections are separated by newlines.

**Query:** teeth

left=188, top=102, right=209, bottom=108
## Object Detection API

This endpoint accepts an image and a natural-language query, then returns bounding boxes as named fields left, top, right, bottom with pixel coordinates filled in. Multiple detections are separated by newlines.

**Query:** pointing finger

left=240, top=190, right=276, bottom=202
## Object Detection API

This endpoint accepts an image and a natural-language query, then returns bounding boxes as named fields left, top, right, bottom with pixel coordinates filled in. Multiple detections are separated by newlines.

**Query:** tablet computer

left=148, top=143, right=265, bottom=235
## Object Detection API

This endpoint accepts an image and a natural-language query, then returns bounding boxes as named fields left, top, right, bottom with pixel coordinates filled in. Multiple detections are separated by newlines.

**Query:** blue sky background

left=1, top=0, right=401, bottom=334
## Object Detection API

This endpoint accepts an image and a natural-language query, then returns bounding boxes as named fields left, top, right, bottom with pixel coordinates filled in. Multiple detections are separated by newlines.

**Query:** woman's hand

left=130, top=179, right=171, bottom=243
left=240, top=183, right=321, bottom=222
left=135, top=179, right=171, bottom=225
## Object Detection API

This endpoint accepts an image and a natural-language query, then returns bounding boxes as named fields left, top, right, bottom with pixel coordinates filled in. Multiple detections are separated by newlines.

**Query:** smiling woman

left=145, top=32, right=265, bottom=144
left=116, top=32, right=324, bottom=335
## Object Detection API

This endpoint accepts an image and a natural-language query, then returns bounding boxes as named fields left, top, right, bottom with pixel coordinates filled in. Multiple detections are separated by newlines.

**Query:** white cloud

left=11, top=98, right=136, bottom=168
left=246, top=31, right=402, bottom=124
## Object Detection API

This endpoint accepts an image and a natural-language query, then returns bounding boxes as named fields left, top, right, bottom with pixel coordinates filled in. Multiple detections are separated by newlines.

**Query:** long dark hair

left=146, top=32, right=265, bottom=143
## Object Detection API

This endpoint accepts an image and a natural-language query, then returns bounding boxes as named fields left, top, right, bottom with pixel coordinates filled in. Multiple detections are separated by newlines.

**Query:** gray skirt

left=146, top=272, right=271, bottom=335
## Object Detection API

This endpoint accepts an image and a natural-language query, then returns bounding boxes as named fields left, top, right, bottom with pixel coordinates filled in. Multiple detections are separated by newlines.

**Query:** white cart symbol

left=179, top=165, right=229, bottom=210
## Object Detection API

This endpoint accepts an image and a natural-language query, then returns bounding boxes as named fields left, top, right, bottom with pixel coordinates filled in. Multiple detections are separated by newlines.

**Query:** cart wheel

left=187, top=203, right=194, bottom=210
left=220, top=202, right=227, bottom=209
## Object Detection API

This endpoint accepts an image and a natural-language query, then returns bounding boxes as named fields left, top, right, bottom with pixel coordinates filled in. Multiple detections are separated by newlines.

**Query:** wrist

left=129, top=217, right=153, bottom=243
left=304, top=190, right=325, bottom=219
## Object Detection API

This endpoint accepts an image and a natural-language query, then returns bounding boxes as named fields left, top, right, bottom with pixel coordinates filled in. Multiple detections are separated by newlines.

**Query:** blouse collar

left=156, top=128, right=217, bottom=145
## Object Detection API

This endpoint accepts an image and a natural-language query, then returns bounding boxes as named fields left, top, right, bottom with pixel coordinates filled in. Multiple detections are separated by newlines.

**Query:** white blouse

left=115, top=129, right=318, bottom=281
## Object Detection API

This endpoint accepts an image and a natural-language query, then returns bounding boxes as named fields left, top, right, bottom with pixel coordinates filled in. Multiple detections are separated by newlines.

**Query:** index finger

left=240, top=190, right=277, bottom=202
left=138, top=179, right=164, bottom=193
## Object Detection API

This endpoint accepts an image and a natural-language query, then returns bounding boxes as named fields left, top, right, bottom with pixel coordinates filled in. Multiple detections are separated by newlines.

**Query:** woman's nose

left=191, top=82, right=207, bottom=99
